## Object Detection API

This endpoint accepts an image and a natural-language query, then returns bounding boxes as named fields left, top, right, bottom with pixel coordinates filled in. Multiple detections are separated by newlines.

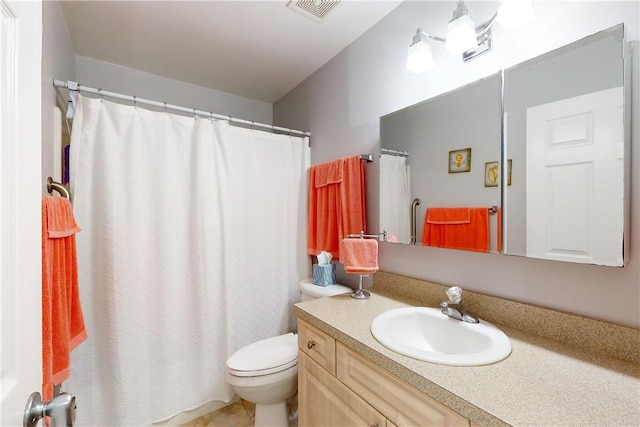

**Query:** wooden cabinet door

left=299, top=351, right=387, bottom=427
left=298, top=318, right=336, bottom=374
left=337, top=344, right=469, bottom=427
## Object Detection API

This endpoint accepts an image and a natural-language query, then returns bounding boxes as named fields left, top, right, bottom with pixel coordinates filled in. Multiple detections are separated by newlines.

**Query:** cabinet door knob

left=307, top=340, right=315, bottom=350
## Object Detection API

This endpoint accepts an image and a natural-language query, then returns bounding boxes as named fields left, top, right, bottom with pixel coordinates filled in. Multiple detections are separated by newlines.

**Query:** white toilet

left=226, top=278, right=352, bottom=427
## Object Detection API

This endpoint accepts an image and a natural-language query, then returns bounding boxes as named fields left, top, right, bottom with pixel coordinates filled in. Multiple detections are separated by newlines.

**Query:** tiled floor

left=180, top=397, right=298, bottom=427
left=179, top=400, right=255, bottom=427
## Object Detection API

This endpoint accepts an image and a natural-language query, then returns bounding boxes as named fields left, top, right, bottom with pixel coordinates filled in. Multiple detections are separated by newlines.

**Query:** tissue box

left=312, top=264, right=336, bottom=287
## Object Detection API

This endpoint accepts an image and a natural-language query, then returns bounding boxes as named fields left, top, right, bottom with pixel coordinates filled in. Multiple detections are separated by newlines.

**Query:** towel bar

left=347, top=231, right=386, bottom=240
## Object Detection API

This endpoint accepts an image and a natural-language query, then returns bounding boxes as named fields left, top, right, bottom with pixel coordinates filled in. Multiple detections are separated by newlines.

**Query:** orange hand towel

left=307, top=155, right=366, bottom=259
left=340, top=238, right=379, bottom=274
left=422, top=207, right=489, bottom=253
left=42, top=196, right=87, bottom=402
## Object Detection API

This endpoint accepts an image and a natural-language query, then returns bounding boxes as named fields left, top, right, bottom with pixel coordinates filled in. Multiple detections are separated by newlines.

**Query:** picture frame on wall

left=484, top=161, right=499, bottom=187
left=448, top=148, right=471, bottom=173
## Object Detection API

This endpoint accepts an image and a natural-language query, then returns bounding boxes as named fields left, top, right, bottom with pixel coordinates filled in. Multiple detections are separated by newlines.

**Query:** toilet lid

left=227, top=332, right=298, bottom=377
left=299, top=278, right=352, bottom=298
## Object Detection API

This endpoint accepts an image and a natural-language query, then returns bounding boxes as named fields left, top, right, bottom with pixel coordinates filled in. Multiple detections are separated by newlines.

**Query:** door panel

left=1, top=1, right=43, bottom=425
left=526, top=87, right=624, bottom=265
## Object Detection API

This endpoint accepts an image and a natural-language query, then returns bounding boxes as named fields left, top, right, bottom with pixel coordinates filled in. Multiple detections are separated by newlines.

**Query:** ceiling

left=59, top=1, right=404, bottom=103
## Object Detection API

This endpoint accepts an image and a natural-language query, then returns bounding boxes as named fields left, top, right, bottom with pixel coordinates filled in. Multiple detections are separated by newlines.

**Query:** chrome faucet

left=440, top=286, right=479, bottom=324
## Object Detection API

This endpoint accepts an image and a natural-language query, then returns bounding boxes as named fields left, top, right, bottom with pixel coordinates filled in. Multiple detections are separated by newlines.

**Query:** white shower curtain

left=66, top=95, right=309, bottom=426
left=379, top=153, right=411, bottom=244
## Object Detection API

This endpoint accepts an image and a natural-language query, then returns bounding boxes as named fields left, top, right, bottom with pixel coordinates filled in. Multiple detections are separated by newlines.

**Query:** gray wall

left=43, top=1, right=273, bottom=193
left=42, top=0, right=76, bottom=192
left=74, top=56, right=272, bottom=124
left=274, top=1, right=640, bottom=327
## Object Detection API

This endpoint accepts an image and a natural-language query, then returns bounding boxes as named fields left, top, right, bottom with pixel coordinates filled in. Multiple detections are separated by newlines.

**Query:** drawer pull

left=307, top=340, right=316, bottom=350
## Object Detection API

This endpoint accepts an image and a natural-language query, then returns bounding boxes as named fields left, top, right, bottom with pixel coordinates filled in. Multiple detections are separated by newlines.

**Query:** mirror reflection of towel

left=340, top=238, right=379, bottom=274
left=422, top=207, right=489, bottom=253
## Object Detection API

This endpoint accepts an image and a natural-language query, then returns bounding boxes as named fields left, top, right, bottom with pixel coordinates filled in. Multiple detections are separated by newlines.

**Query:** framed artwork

left=448, top=148, right=471, bottom=173
left=484, top=161, right=499, bottom=187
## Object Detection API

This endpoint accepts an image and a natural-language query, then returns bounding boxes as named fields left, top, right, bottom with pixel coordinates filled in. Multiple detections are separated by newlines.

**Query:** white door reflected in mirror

left=526, top=87, right=624, bottom=266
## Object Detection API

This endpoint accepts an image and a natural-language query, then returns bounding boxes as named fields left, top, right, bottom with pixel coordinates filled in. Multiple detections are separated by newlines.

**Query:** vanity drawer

left=337, top=343, right=469, bottom=427
left=297, top=318, right=336, bottom=375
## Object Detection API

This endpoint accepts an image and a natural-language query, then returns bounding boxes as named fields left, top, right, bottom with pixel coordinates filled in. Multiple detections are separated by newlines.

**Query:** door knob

left=24, top=391, right=76, bottom=427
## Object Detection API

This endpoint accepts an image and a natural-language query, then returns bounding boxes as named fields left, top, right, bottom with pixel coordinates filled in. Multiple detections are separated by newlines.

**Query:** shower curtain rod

left=53, top=79, right=311, bottom=138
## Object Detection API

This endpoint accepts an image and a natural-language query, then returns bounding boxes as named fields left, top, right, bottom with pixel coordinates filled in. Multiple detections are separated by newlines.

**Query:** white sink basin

left=370, top=307, right=512, bottom=366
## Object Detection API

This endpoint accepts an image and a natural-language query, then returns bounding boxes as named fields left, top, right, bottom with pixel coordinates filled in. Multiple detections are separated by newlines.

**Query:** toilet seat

left=227, top=332, right=298, bottom=377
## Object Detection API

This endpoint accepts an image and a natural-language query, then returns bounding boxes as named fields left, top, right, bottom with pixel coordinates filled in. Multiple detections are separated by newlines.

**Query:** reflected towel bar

left=347, top=231, right=386, bottom=240
left=381, top=148, right=410, bottom=157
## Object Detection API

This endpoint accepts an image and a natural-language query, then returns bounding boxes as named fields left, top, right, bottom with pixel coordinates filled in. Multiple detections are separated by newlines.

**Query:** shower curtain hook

left=133, top=95, right=137, bottom=108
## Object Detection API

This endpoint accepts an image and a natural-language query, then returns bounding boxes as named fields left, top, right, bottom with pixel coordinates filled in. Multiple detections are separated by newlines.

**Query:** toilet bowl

left=225, top=279, right=352, bottom=427
left=226, top=333, right=298, bottom=427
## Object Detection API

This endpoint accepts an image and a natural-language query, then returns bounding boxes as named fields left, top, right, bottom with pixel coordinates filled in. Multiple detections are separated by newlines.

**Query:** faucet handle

left=446, top=286, right=463, bottom=303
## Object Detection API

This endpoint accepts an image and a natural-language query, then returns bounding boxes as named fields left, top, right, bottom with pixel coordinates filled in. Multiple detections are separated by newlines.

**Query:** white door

left=526, top=87, right=624, bottom=265
left=1, top=1, right=43, bottom=425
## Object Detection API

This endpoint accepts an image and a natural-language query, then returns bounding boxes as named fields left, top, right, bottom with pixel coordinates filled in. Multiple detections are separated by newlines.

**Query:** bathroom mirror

left=503, top=24, right=627, bottom=266
left=379, top=72, right=503, bottom=253
left=378, top=24, right=628, bottom=266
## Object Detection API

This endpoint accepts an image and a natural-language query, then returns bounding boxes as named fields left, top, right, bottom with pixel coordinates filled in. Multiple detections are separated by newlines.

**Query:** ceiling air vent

left=287, top=0, right=341, bottom=23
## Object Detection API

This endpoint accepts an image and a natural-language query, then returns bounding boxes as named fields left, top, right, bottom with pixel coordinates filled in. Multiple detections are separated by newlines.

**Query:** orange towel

left=422, top=207, right=489, bottom=253
left=340, top=238, right=379, bottom=274
left=42, top=196, right=87, bottom=402
left=307, top=155, right=366, bottom=259
left=315, top=157, right=344, bottom=187
left=426, top=208, right=470, bottom=224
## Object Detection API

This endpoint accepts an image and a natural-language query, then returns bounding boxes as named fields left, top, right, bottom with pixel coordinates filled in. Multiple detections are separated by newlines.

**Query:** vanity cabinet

left=297, top=318, right=469, bottom=427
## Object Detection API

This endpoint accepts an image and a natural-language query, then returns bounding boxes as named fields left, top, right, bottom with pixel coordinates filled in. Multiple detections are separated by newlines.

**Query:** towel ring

left=47, top=177, right=70, bottom=200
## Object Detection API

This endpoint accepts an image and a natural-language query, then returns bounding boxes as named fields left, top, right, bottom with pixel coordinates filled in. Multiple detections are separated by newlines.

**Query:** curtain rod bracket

left=64, top=80, right=80, bottom=121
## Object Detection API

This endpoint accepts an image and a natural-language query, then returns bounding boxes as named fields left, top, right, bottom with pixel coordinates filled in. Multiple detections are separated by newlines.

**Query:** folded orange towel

left=340, top=238, right=379, bottom=274
left=426, top=207, right=470, bottom=225
left=46, top=195, right=82, bottom=238
left=42, top=196, right=87, bottom=402
left=422, top=207, right=489, bottom=253
left=314, top=157, right=344, bottom=187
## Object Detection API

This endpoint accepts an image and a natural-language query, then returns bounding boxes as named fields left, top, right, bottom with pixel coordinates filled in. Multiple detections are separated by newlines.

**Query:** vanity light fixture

left=406, top=0, right=535, bottom=73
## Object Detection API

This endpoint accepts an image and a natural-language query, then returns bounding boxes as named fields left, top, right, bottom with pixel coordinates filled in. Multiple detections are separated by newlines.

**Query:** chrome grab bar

left=410, top=198, right=421, bottom=245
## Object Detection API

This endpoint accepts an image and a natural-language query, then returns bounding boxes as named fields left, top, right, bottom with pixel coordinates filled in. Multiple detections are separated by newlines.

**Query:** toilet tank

left=298, top=278, right=352, bottom=301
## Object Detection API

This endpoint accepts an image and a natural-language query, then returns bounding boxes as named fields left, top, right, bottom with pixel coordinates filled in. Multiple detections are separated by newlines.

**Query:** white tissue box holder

left=312, top=264, right=336, bottom=287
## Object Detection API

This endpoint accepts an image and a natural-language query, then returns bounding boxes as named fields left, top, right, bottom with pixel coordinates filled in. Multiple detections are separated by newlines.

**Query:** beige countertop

left=293, top=288, right=640, bottom=426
